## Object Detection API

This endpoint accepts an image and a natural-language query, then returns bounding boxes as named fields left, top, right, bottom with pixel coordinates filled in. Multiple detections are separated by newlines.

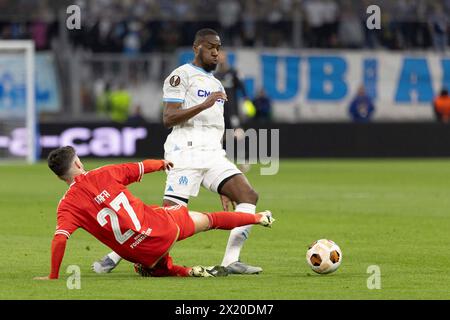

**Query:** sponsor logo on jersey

left=130, top=228, right=153, bottom=249
left=197, top=89, right=211, bottom=97
left=197, top=89, right=225, bottom=103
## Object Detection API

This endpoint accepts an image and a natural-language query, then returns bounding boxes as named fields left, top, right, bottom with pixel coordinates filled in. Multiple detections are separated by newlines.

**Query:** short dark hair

left=194, top=28, right=219, bottom=45
left=440, top=88, right=449, bottom=96
left=48, top=146, right=76, bottom=177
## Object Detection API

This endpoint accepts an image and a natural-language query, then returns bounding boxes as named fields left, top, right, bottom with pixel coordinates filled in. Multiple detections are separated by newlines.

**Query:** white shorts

left=164, top=155, right=242, bottom=204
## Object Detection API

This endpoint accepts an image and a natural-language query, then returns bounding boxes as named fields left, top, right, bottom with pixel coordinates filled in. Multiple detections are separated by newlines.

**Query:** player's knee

left=252, top=189, right=259, bottom=204
left=189, top=211, right=210, bottom=233
left=242, top=188, right=258, bottom=204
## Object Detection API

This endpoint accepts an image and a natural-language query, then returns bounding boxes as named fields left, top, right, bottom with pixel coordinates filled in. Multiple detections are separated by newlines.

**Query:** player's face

left=196, top=35, right=221, bottom=72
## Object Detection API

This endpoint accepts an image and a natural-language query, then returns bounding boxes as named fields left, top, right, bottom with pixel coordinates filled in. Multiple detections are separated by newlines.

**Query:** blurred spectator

left=123, top=20, right=142, bottom=56
left=159, top=20, right=181, bottom=52
left=264, top=0, right=289, bottom=47
left=96, top=82, right=131, bottom=123
left=348, top=86, right=375, bottom=122
left=338, top=4, right=364, bottom=48
left=173, top=0, right=192, bottom=19
left=96, top=82, right=113, bottom=116
left=90, top=17, right=114, bottom=52
left=241, top=0, right=258, bottom=46
left=217, top=0, right=241, bottom=46
left=109, top=84, right=132, bottom=123
left=214, top=50, right=248, bottom=129
left=127, top=105, right=147, bottom=125
left=2, top=0, right=450, bottom=52
left=303, top=0, right=326, bottom=47
left=30, top=5, right=52, bottom=51
left=30, top=20, right=49, bottom=50
left=428, top=3, right=449, bottom=52
left=433, top=88, right=450, bottom=123
left=252, top=89, right=272, bottom=122
left=395, top=0, right=417, bottom=49
left=415, top=0, right=431, bottom=49
left=322, top=0, right=339, bottom=47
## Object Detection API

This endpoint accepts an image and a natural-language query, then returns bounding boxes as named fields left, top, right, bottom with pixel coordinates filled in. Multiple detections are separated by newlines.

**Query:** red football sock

left=148, top=255, right=191, bottom=277
left=206, top=211, right=260, bottom=230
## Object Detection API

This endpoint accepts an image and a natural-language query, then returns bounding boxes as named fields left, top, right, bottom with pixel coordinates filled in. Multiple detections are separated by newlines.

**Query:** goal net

left=0, top=40, right=37, bottom=163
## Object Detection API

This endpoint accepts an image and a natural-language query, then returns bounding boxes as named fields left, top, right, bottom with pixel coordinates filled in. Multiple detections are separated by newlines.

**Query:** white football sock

left=107, top=251, right=122, bottom=265
left=221, top=203, right=256, bottom=267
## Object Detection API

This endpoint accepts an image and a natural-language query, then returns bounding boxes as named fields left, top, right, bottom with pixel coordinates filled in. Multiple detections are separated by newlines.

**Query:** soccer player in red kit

left=34, top=146, right=275, bottom=280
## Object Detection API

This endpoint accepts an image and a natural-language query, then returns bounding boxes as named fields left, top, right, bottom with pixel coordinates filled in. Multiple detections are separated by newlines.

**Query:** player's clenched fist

left=200, top=91, right=228, bottom=110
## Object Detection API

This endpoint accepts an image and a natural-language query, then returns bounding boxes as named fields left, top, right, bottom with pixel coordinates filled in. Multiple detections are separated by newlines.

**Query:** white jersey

left=162, top=63, right=226, bottom=168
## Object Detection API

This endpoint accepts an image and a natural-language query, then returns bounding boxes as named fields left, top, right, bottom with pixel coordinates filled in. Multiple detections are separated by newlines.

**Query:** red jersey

left=55, top=160, right=179, bottom=269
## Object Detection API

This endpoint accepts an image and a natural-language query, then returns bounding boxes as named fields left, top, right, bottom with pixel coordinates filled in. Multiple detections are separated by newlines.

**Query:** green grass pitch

left=0, top=159, right=449, bottom=299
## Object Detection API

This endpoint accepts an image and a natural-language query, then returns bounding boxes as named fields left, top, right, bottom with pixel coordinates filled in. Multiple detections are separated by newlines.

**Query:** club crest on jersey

left=170, top=75, right=181, bottom=87
left=178, top=176, right=188, bottom=185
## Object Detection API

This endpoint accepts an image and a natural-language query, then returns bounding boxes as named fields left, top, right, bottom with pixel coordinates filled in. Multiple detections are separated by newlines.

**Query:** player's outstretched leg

left=135, top=263, right=229, bottom=278
left=134, top=254, right=229, bottom=278
left=189, top=210, right=275, bottom=233
left=92, top=252, right=122, bottom=274
left=205, top=210, right=274, bottom=229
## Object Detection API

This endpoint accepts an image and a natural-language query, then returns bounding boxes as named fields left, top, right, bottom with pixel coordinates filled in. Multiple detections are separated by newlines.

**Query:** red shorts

left=163, top=205, right=195, bottom=241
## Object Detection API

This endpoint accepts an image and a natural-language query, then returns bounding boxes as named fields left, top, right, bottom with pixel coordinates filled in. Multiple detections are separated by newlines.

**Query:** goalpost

left=0, top=40, right=36, bottom=164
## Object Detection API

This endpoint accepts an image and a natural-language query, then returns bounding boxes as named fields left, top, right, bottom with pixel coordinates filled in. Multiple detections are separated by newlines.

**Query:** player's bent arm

left=48, top=234, right=68, bottom=279
left=141, top=159, right=173, bottom=173
left=162, top=92, right=227, bottom=128
left=163, top=102, right=207, bottom=128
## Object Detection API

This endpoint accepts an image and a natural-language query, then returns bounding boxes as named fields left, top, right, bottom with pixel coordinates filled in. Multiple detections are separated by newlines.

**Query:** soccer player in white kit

left=93, top=29, right=263, bottom=275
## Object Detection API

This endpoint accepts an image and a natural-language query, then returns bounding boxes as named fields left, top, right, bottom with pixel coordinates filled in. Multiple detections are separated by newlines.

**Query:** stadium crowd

left=0, top=0, right=449, bottom=52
